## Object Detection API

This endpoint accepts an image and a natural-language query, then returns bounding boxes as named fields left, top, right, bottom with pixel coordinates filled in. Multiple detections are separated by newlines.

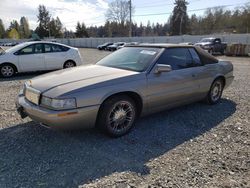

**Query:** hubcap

left=64, top=62, right=75, bottom=68
left=108, top=101, right=134, bottom=133
left=211, top=81, right=222, bottom=102
left=1, top=65, right=14, bottom=77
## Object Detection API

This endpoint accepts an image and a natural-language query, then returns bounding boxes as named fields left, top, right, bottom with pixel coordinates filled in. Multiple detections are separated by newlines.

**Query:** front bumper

left=16, top=95, right=100, bottom=130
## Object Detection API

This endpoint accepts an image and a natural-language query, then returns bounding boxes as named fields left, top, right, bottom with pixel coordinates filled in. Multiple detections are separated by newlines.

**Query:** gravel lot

left=0, top=48, right=249, bottom=188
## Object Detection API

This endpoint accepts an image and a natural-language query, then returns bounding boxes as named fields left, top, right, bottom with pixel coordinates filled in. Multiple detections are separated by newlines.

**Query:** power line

left=134, top=2, right=249, bottom=17
left=135, top=0, right=201, bottom=9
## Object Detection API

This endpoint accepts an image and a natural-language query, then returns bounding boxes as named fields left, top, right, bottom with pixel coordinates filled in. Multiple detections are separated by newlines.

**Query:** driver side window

left=156, top=48, right=194, bottom=70
left=19, top=45, right=33, bottom=55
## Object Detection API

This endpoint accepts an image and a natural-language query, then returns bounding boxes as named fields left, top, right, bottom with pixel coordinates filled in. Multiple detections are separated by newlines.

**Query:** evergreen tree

left=20, top=17, right=31, bottom=38
left=0, top=19, right=5, bottom=38
left=35, top=5, right=51, bottom=38
left=75, top=22, right=89, bottom=38
left=49, top=17, right=63, bottom=38
left=170, top=0, right=189, bottom=35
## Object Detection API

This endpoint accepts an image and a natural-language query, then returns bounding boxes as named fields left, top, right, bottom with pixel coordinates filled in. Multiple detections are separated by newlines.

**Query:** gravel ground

left=0, top=49, right=249, bottom=188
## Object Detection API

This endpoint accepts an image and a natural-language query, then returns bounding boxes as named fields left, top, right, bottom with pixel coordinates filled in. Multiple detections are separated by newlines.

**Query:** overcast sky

left=0, top=0, right=249, bottom=31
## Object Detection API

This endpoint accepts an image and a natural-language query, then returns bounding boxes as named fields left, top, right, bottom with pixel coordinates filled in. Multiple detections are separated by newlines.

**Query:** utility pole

left=129, top=0, right=132, bottom=37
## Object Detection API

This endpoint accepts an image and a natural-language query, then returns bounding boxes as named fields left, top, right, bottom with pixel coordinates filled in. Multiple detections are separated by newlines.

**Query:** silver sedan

left=16, top=44, right=234, bottom=137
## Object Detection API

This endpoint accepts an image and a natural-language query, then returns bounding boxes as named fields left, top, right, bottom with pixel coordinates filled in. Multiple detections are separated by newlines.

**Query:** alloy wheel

left=107, top=101, right=135, bottom=134
left=1, top=65, right=14, bottom=77
left=211, top=80, right=223, bottom=102
left=64, top=61, right=75, bottom=68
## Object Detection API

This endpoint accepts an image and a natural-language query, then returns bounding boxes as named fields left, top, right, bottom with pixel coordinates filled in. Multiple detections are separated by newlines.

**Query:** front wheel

left=97, top=95, right=137, bottom=137
left=0, top=64, right=15, bottom=78
left=206, top=79, right=224, bottom=104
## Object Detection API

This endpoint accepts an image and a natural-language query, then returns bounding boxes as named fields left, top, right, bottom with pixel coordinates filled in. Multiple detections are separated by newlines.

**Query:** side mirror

left=154, top=64, right=172, bottom=74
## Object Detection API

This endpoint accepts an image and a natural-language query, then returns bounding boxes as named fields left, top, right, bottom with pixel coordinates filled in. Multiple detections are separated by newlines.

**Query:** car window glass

left=34, top=44, right=43, bottom=54
left=97, top=47, right=160, bottom=72
left=19, top=45, right=33, bottom=54
left=44, top=44, right=52, bottom=53
left=156, top=48, right=193, bottom=70
left=51, top=44, right=63, bottom=52
left=189, top=48, right=202, bottom=66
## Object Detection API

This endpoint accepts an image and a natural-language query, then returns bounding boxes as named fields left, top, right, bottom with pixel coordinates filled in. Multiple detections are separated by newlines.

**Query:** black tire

left=0, top=64, right=15, bottom=78
left=206, top=78, right=224, bottom=105
left=97, top=95, right=137, bottom=137
left=63, top=61, right=76, bottom=69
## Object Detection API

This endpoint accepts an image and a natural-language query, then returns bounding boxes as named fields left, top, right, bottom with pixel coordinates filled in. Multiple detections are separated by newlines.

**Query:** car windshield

left=200, top=38, right=213, bottom=42
left=96, top=47, right=161, bottom=72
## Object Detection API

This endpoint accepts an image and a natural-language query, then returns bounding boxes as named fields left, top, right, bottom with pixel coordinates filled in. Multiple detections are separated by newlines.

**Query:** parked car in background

left=106, top=42, right=125, bottom=51
left=97, top=42, right=113, bottom=50
left=117, top=42, right=140, bottom=50
left=195, top=38, right=227, bottom=55
left=0, top=41, right=82, bottom=77
left=179, top=42, right=193, bottom=45
left=16, top=44, right=234, bottom=137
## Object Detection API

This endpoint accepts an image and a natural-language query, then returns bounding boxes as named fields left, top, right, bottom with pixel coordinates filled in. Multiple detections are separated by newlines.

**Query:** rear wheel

left=206, top=78, right=224, bottom=104
left=63, top=61, right=76, bottom=69
left=97, top=95, right=137, bottom=137
left=0, top=64, right=15, bottom=77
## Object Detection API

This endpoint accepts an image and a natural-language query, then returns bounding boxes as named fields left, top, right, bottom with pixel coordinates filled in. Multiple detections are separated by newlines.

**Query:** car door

left=44, top=44, right=67, bottom=70
left=146, top=47, right=200, bottom=112
left=188, top=48, right=216, bottom=97
left=18, top=43, right=45, bottom=72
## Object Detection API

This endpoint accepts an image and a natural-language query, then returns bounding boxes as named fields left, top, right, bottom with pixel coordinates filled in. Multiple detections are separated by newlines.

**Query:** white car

left=0, top=41, right=83, bottom=77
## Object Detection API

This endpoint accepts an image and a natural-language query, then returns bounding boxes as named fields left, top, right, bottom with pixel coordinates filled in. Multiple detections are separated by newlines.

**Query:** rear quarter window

left=195, top=47, right=218, bottom=64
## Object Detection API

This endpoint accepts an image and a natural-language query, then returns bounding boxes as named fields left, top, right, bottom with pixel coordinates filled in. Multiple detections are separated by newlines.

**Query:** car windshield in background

left=96, top=47, right=161, bottom=72
left=200, top=38, right=213, bottom=42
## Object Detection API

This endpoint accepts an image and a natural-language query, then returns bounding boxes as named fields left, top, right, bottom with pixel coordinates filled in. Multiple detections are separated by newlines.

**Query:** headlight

left=41, top=96, right=76, bottom=110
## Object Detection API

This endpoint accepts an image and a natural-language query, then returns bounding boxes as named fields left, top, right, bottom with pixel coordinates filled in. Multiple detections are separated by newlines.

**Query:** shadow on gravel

left=0, top=99, right=236, bottom=188
left=0, top=71, right=50, bottom=82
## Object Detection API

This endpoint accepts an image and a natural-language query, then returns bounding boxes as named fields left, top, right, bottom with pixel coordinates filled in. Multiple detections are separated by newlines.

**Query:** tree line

left=0, top=0, right=250, bottom=39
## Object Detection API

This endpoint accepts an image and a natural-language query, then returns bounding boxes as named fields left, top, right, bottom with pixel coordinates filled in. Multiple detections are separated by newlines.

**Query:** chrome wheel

left=64, top=61, right=75, bottom=68
left=1, top=65, right=14, bottom=77
left=210, top=80, right=223, bottom=102
left=108, top=101, right=135, bottom=134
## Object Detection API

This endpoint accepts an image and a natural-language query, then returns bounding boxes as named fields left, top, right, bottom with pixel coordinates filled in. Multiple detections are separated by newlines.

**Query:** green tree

left=9, top=20, right=20, bottom=33
left=8, top=28, right=20, bottom=39
left=35, top=5, right=51, bottom=38
left=19, top=17, right=31, bottom=38
left=49, top=17, right=63, bottom=38
left=0, top=19, right=5, bottom=38
left=75, top=22, right=89, bottom=38
left=170, top=0, right=189, bottom=35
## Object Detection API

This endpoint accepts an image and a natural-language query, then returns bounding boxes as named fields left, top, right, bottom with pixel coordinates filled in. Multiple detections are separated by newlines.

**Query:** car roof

left=23, top=41, right=71, bottom=47
left=126, top=43, right=193, bottom=48
left=126, top=43, right=219, bottom=64
left=5, top=41, right=73, bottom=53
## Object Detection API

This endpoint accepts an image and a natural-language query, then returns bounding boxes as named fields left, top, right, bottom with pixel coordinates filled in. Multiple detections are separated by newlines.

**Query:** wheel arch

left=213, top=75, right=226, bottom=87
left=63, top=59, right=76, bottom=68
left=98, top=91, right=144, bottom=117
left=0, top=62, right=18, bottom=72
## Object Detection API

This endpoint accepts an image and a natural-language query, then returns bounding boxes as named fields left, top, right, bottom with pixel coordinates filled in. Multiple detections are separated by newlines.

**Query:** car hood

left=29, top=65, right=141, bottom=95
